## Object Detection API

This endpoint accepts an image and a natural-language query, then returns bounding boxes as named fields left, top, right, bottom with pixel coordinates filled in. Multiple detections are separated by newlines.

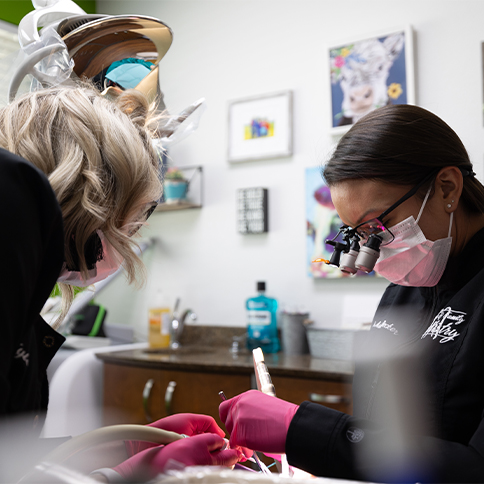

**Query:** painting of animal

left=329, top=28, right=413, bottom=130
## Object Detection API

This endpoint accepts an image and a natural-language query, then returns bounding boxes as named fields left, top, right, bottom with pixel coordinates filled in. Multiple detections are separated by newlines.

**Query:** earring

left=447, top=200, right=455, bottom=209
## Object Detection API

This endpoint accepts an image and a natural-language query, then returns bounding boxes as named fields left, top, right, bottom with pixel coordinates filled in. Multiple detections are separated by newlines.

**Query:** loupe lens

left=340, top=249, right=358, bottom=274
left=355, top=234, right=382, bottom=273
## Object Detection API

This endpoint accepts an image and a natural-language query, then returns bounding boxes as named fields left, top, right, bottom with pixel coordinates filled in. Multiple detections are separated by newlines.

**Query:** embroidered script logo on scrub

left=373, top=320, right=398, bottom=335
left=421, top=307, right=466, bottom=343
left=14, top=343, right=29, bottom=367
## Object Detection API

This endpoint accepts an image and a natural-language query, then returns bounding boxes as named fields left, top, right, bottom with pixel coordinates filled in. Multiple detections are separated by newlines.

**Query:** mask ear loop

left=447, top=212, right=454, bottom=238
left=415, top=185, right=433, bottom=224
left=415, top=184, right=454, bottom=238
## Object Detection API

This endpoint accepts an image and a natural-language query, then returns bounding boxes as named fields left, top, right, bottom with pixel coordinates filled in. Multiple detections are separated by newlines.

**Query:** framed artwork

left=227, top=90, right=293, bottom=162
left=328, top=26, right=415, bottom=135
left=237, top=188, right=268, bottom=234
left=306, top=166, right=376, bottom=279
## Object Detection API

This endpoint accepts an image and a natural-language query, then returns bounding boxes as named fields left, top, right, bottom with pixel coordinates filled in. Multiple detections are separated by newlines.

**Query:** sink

left=143, top=345, right=211, bottom=355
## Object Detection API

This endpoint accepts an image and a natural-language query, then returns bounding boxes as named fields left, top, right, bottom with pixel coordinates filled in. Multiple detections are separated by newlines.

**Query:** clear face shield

left=9, top=0, right=206, bottom=147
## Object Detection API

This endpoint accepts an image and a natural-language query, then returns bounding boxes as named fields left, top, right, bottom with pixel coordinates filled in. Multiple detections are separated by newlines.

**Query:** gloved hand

left=148, top=413, right=226, bottom=436
left=219, top=390, right=299, bottom=454
left=114, top=433, right=242, bottom=482
left=125, top=413, right=225, bottom=457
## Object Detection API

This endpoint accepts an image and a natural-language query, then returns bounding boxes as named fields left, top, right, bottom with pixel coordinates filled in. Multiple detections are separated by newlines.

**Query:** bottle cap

left=257, top=281, right=266, bottom=291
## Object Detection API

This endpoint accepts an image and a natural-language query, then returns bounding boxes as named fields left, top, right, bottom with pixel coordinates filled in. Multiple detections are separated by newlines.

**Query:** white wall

left=95, top=0, right=484, bottom=340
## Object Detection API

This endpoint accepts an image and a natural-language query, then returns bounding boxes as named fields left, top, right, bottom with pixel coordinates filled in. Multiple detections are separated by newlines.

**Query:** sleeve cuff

left=285, top=401, right=349, bottom=476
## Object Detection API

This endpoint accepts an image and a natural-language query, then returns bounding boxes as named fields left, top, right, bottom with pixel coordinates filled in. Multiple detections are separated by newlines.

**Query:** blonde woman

left=0, top=84, right=240, bottom=482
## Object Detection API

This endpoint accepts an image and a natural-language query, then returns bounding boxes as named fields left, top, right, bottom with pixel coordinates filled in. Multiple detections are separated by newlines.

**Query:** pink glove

left=219, top=390, right=299, bottom=454
left=126, top=413, right=225, bottom=456
left=115, top=433, right=242, bottom=482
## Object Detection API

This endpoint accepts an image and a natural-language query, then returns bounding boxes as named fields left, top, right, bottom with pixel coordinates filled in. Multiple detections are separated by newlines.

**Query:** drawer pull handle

left=143, top=378, right=155, bottom=423
left=309, top=393, right=348, bottom=404
left=165, top=381, right=177, bottom=415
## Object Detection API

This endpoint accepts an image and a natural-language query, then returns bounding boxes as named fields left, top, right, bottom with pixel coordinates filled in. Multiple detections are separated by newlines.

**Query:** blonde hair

left=0, top=84, right=162, bottom=326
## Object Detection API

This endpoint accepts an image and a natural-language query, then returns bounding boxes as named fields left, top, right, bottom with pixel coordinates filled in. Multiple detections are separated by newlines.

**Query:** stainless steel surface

left=142, top=378, right=155, bottom=423
left=165, top=381, right=177, bottom=415
left=170, top=298, right=181, bottom=349
left=309, top=393, right=350, bottom=404
left=170, top=307, right=197, bottom=350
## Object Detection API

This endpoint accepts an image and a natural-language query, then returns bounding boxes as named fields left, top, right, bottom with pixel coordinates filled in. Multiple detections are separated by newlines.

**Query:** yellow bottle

left=148, top=290, right=171, bottom=349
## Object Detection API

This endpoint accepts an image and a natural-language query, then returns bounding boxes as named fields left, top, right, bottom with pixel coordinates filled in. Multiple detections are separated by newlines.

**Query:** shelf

left=155, top=201, right=202, bottom=212
left=155, top=165, right=203, bottom=212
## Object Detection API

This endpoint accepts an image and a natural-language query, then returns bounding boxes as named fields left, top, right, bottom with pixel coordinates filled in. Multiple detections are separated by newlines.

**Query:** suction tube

left=43, top=425, right=184, bottom=464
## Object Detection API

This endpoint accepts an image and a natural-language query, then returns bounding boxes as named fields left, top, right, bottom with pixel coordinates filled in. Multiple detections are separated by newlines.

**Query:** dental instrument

left=252, top=348, right=291, bottom=477
left=218, top=391, right=271, bottom=475
left=252, top=347, right=276, bottom=397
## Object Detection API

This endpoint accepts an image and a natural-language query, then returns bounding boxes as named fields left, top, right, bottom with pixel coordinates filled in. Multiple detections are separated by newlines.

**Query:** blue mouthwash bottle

left=246, top=281, right=280, bottom=353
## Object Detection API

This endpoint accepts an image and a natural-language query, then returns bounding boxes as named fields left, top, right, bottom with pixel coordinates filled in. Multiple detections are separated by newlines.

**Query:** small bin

left=281, top=312, right=310, bottom=355
left=305, top=327, right=357, bottom=361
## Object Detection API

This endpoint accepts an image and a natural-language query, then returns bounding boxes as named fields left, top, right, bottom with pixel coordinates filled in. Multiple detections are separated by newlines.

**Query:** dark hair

left=322, top=104, right=484, bottom=214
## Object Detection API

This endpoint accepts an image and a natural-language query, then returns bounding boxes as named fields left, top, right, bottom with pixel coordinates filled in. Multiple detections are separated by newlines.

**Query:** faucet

left=170, top=299, right=197, bottom=349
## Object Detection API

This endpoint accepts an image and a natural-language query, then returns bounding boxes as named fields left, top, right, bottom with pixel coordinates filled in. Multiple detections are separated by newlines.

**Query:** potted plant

left=163, top=167, right=189, bottom=204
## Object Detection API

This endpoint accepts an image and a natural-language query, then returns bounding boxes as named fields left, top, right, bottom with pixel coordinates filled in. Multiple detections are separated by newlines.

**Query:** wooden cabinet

left=103, top=363, right=251, bottom=427
left=271, top=375, right=352, bottom=414
left=102, top=362, right=352, bottom=427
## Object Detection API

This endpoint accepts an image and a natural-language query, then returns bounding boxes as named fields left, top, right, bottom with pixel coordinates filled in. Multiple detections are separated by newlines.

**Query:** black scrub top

left=0, top=148, right=65, bottom=429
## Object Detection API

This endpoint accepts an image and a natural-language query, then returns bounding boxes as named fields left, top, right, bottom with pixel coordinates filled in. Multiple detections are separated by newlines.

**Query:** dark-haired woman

left=220, top=104, right=484, bottom=483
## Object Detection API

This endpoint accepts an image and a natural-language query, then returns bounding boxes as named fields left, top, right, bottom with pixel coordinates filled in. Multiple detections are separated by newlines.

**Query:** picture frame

left=227, top=90, right=293, bottom=163
left=306, top=166, right=376, bottom=279
left=328, top=25, right=415, bottom=135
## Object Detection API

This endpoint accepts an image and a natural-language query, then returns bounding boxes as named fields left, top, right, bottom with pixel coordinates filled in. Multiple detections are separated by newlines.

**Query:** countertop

left=95, top=326, right=354, bottom=382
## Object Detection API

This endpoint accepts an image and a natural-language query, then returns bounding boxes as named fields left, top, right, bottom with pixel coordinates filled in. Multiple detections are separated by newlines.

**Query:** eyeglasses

left=337, top=170, right=439, bottom=246
left=125, top=201, right=158, bottom=237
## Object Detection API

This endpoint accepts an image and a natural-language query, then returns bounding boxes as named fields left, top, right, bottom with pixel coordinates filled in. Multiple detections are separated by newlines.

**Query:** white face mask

left=374, top=188, right=453, bottom=287
left=57, top=231, right=122, bottom=287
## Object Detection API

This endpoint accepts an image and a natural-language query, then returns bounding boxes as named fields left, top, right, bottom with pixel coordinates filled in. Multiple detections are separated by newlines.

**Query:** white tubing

left=43, top=424, right=184, bottom=464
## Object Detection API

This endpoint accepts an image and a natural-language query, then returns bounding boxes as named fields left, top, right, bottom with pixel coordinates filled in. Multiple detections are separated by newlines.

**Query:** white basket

left=305, top=327, right=356, bottom=360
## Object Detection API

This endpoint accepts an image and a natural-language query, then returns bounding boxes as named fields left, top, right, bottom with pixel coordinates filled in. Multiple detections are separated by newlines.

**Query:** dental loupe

left=325, top=228, right=383, bottom=275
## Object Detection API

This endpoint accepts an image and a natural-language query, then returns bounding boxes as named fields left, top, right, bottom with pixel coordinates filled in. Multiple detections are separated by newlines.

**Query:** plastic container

left=305, top=326, right=356, bottom=360
left=148, top=290, right=171, bottom=349
left=246, top=281, right=280, bottom=353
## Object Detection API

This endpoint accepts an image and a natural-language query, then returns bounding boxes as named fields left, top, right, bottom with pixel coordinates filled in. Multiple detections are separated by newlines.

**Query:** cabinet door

left=157, top=370, right=251, bottom=428
left=103, top=363, right=164, bottom=425
left=103, top=363, right=251, bottom=427
left=271, top=375, right=352, bottom=414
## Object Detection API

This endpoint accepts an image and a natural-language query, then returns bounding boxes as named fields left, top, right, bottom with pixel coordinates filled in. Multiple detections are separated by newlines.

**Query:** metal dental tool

left=218, top=391, right=271, bottom=475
